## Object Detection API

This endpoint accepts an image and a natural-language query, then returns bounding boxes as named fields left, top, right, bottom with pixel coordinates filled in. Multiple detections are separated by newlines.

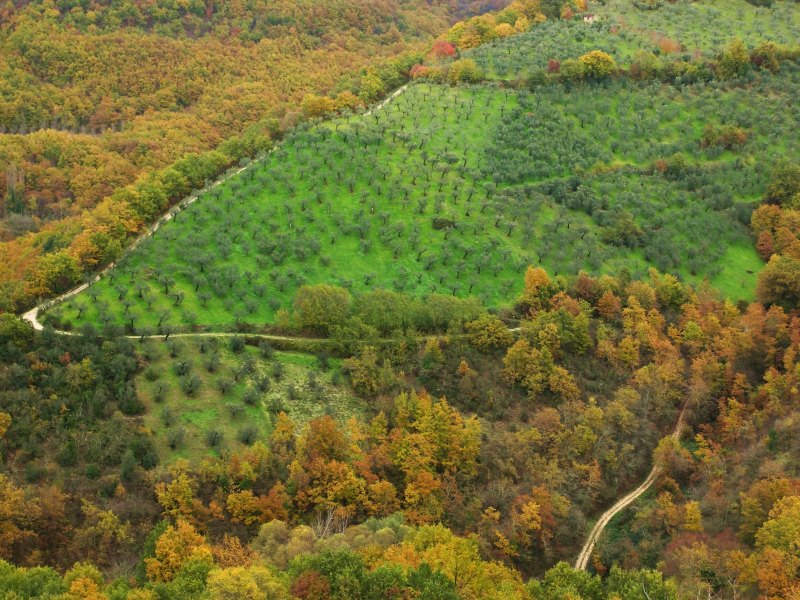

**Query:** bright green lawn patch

left=137, top=339, right=362, bottom=463
left=709, top=244, right=763, bottom=302
left=46, top=65, right=800, bottom=331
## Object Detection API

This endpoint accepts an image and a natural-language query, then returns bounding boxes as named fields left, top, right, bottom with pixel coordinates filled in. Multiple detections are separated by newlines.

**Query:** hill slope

left=46, top=61, right=800, bottom=331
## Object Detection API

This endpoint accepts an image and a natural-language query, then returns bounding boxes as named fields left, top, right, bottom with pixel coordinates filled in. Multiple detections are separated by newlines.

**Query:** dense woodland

left=3, top=258, right=800, bottom=598
left=1, top=0, right=800, bottom=598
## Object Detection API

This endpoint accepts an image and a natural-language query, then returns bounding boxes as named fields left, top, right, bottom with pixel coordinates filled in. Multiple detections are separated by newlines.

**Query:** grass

left=136, top=338, right=362, bottom=463
left=44, top=35, right=800, bottom=331
left=710, top=245, right=765, bottom=301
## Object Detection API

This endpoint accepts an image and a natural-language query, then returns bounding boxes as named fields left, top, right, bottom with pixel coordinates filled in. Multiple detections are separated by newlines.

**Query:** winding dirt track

left=574, top=404, right=687, bottom=571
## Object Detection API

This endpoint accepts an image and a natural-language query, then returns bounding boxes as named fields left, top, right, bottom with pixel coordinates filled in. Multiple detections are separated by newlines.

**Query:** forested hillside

left=2, top=0, right=800, bottom=598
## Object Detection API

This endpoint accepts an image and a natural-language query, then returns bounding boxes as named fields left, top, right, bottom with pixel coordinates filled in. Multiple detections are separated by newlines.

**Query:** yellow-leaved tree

left=145, top=520, right=213, bottom=583
left=578, top=50, right=617, bottom=79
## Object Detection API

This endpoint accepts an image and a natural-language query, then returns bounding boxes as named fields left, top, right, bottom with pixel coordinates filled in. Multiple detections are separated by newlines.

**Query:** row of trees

left=462, top=0, right=800, bottom=84
left=599, top=0, right=800, bottom=60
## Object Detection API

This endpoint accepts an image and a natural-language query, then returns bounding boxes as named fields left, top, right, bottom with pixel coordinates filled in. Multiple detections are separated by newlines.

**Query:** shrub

left=237, top=427, right=259, bottom=445
left=272, top=363, right=284, bottom=381
left=230, top=336, right=246, bottom=353
left=429, top=39, right=456, bottom=59
left=167, top=428, right=185, bottom=450
left=161, top=407, right=175, bottom=427
left=560, top=58, right=585, bottom=80
left=629, top=50, right=662, bottom=80
left=447, top=59, right=484, bottom=84
left=465, top=314, right=514, bottom=352
left=119, top=393, right=146, bottom=416
left=700, top=124, right=748, bottom=150
left=129, top=435, right=158, bottom=469
left=266, top=397, right=285, bottom=415
left=757, top=254, right=800, bottom=309
left=578, top=50, right=616, bottom=79
left=751, top=42, right=780, bottom=72
left=243, top=389, right=259, bottom=406
left=293, top=284, right=351, bottom=334
left=719, top=39, right=750, bottom=79
left=25, top=462, right=46, bottom=483
left=120, top=449, right=137, bottom=482
left=57, top=439, right=78, bottom=467
left=301, top=94, right=336, bottom=118
left=633, top=0, right=663, bottom=9
left=0, top=313, right=33, bottom=346
left=256, top=376, right=271, bottom=393
left=765, top=163, right=800, bottom=207
left=206, top=429, right=224, bottom=448
left=259, top=340, right=274, bottom=359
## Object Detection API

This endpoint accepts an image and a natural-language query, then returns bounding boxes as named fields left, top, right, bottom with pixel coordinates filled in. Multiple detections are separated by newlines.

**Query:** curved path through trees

left=574, top=404, right=688, bottom=571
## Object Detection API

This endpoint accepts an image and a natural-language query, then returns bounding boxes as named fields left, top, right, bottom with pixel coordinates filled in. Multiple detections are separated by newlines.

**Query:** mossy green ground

left=136, top=339, right=362, bottom=463
left=46, top=20, right=800, bottom=332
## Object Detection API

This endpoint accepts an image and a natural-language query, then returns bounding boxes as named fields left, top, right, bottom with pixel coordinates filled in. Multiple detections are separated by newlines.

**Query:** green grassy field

left=45, top=63, right=800, bottom=331
left=136, top=338, right=362, bottom=463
